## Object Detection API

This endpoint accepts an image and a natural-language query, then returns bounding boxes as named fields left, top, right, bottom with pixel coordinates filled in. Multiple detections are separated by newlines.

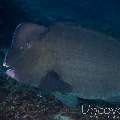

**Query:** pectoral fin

left=39, top=70, right=72, bottom=93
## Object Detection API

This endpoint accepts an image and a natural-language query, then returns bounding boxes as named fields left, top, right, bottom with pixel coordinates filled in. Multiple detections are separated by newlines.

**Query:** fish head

left=5, top=23, right=48, bottom=84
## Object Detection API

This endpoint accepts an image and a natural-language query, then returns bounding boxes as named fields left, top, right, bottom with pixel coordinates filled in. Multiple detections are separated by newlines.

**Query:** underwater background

left=0, top=0, right=120, bottom=119
left=0, top=0, right=120, bottom=48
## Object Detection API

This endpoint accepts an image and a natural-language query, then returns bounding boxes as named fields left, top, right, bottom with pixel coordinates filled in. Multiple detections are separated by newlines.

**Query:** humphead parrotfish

left=5, top=22, right=120, bottom=103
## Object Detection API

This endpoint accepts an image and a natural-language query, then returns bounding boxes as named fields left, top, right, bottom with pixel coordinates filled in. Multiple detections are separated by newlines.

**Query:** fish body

left=6, top=22, right=120, bottom=101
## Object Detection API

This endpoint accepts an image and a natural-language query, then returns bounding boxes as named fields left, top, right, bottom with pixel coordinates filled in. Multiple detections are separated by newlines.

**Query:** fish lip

left=3, top=62, right=19, bottom=81
left=6, top=69, right=15, bottom=78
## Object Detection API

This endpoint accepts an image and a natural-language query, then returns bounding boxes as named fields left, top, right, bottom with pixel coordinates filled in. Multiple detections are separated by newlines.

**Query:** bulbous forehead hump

left=12, top=23, right=48, bottom=48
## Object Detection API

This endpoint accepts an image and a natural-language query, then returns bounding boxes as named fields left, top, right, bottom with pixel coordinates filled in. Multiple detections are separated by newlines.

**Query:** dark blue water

left=0, top=0, right=120, bottom=47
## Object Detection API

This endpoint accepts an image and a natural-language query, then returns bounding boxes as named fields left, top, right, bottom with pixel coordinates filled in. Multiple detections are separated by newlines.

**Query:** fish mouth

left=3, top=62, right=19, bottom=81
left=6, top=69, right=16, bottom=78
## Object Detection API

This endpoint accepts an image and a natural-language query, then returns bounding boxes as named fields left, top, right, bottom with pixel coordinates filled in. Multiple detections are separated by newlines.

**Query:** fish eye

left=18, top=41, right=32, bottom=50
left=25, top=41, right=32, bottom=49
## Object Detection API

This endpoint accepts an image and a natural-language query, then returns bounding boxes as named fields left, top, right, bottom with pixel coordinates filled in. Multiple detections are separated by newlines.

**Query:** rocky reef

left=0, top=73, right=120, bottom=120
